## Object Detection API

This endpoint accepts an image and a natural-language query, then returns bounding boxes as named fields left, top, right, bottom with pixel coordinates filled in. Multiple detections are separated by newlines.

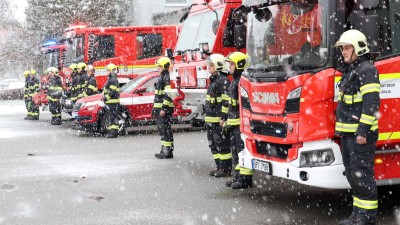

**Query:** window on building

left=136, top=33, right=163, bottom=60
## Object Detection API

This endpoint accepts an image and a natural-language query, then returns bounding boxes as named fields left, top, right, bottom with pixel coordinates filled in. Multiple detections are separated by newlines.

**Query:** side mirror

left=135, top=86, right=146, bottom=94
left=212, top=19, right=220, bottom=35
left=165, top=48, right=174, bottom=59
left=234, top=25, right=246, bottom=50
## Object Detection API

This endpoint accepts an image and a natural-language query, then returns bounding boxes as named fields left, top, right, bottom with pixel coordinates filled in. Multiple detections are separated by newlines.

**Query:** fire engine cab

left=236, top=0, right=400, bottom=189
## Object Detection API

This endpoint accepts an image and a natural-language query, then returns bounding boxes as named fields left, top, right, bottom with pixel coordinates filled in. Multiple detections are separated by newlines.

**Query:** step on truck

left=235, top=0, right=400, bottom=189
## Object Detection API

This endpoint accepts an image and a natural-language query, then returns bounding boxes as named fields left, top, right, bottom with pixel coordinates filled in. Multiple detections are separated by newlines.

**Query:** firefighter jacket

left=24, top=76, right=31, bottom=98
left=70, top=73, right=80, bottom=102
left=27, top=76, right=40, bottom=98
left=103, top=72, right=120, bottom=104
left=47, top=75, right=63, bottom=102
left=205, top=72, right=230, bottom=123
left=83, top=74, right=98, bottom=96
left=227, top=71, right=242, bottom=126
left=153, top=70, right=174, bottom=115
left=335, top=56, right=380, bottom=137
left=78, top=71, right=89, bottom=98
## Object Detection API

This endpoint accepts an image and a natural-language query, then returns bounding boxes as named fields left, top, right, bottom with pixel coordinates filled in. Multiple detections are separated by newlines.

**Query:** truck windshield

left=246, top=1, right=330, bottom=73
left=42, top=50, right=60, bottom=72
left=175, top=8, right=224, bottom=52
left=65, top=35, right=85, bottom=65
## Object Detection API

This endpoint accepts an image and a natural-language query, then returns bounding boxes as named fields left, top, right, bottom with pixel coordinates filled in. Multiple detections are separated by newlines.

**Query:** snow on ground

left=0, top=100, right=27, bottom=115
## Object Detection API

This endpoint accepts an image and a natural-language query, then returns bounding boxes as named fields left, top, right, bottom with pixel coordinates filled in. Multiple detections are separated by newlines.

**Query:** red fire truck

left=33, top=41, right=66, bottom=109
left=236, top=0, right=400, bottom=189
left=74, top=0, right=244, bottom=132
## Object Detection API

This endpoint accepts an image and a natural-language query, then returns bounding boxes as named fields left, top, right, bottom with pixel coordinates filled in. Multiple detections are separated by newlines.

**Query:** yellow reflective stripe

left=163, top=99, right=174, bottom=107
left=88, top=85, right=98, bottom=91
left=106, top=99, right=120, bottom=104
left=216, top=97, right=222, bottom=103
left=206, top=95, right=216, bottom=103
left=48, top=86, right=62, bottom=90
left=360, top=114, right=376, bottom=125
left=213, top=153, right=220, bottom=159
left=360, top=83, right=380, bottom=96
left=153, top=103, right=163, bottom=108
left=154, top=90, right=165, bottom=95
left=229, top=98, right=237, bottom=106
left=379, top=131, right=400, bottom=141
left=52, top=114, right=61, bottom=117
left=31, top=112, right=39, bottom=116
left=165, top=85, right=171, bottom=90
left=47, top=96, right=59, bottom=102
left=227, top=118, right=240, bottom=126
left=105, top=94, right=111, bottom=100
left=71, top=97, right=78, bottom=101
left=221, top=106, right=228, bottom=113
left=335, top=122, right=358, bottom=132
left=221, top=94, right=229, bottom=101
left=342, top=94, right=363, bottom=104
left=107, top=125, right=119, bottom=130
left=109, top=85, right=120, bottom=91
left=234, top=164, right=241, bottom=170
left=162, top=141, right=173, bottom=147
left=205, top=116, right=221, bottom=123
left=239, top=167, right=253, bottom=175
left=219, top=152, right=232, bottom=160
left=353, top=197, right=378, bottom=210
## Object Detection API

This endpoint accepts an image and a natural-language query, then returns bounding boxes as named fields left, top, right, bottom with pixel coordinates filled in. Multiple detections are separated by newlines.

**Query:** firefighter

left=77, top=62, right=88, bottom=100
left=153, top=57, right=174, bottom=159
left=83, top=65, right=98, bottom=97
left=27, top=69, right=40, bottom=120
left=205, top=54, right=231, bottom=177
left=335, top=30, right=380, bottom=225
left=223, top=52, right=253, bottom=189
left=23, top=70, right=31, bottom=120
left=70, top=63, right=80, bottom=104
left=102, top=64, right=120, bottom=138
left=47, top=67, right=63, bottom=125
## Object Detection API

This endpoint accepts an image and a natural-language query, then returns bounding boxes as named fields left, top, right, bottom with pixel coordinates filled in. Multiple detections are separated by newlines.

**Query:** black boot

left=155, top=146, right=165, bottom=158
left=155, top=146, right=173, bottom=159
left=338, top=213, right=357, bottom=225
left=231, top=175, right=253, bottom=189
left=226, top=170, right=239, bottom=187
left=24, top=115, right=31, bottom=120
left=31, top=116, right=39, bottom=120
left=209, top=167, right=218, bottom=176
left=105, top=130, right=118, bottom=138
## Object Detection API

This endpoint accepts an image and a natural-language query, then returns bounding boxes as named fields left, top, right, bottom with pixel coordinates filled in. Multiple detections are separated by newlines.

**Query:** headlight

left=287, top=87, right=302, bottom=99
left=299, top=149, right=335, bottom=167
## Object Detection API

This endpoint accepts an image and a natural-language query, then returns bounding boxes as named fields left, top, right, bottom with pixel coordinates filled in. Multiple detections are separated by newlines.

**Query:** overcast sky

left=8, top=0, right=27, bottom=24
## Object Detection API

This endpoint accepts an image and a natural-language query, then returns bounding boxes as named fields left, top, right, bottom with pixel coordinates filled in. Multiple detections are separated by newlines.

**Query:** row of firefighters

left=22, top=29, right=380, bottom=224
left=22, top=52, right=254, bottom=189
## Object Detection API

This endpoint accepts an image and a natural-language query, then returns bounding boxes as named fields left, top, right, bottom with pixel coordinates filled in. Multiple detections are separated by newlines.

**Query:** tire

left=98, top=113, right=108, bottom=136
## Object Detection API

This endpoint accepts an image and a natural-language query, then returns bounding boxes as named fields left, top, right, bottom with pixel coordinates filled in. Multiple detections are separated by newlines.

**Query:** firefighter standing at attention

left=102, top=64, right=120, bottom=138
left=335, top=29, right=380, bottom=225
left=47, top=67, right=63, bottom=125
left=205, top=54, right=232, bottom=177
left=27, top=69, right=40, bottom=120
left=23, top=70, right=31, bottom=120
left=77, top=62, right=88, bottom=100
left=83, top=65, right=98, bottom=97
left=224, top=52, right=253, bottom=189
left=70, top=63, right=80, bottom=104
left=153, top=57, right=174, bottom=159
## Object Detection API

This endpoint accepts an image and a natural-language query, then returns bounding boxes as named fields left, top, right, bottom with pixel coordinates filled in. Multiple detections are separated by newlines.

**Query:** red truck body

left=237, top=0, right=400, bottom=188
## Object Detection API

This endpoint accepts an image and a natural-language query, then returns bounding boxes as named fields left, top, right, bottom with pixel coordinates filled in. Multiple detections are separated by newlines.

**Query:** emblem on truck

left=252, top=92, right=280, bottom=104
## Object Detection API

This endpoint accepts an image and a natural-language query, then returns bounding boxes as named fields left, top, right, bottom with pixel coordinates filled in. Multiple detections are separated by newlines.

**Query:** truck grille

left=251, top=120, right=287, bottom=138
left=255, top=141, right=291, bottom=159
left=285, top=98, right=300, bottom=114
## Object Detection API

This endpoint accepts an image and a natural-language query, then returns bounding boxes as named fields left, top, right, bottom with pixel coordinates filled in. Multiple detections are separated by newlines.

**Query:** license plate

left=66, top=99, right=71, bottom=105
left=252, top=159, right=271, bottom=174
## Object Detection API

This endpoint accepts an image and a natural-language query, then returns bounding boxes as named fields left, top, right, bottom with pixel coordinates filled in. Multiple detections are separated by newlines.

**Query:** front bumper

left=238, top=137, right=350, bottom=189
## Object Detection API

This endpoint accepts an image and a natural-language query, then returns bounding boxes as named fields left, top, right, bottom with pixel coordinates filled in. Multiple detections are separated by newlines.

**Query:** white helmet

left=206, top=54, right=225, bottom=71
left=334, top=29, right=370, bottom=56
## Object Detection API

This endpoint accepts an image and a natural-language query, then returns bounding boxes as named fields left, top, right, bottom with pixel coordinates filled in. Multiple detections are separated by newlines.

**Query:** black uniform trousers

left=341, top=135, right=378, bottom=223
left=49, top=100, right=61, bottom=122
left=206, top=122, right=231, bottom=171
left=27, top=98, right=39, bottom=118
left=154, top=109, right=174, bottom=150
left=104, top=103, right=120, bottom=135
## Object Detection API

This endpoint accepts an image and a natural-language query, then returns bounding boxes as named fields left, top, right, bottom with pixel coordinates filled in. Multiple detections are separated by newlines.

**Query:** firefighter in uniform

left=47, top=67, right=63, bottom=125
left=23, top=70, right=31, bottom=120
left=70, top=63, right=80, bottom=104
left=83, top=65, right=98, bottom=97
left=27, top=69, right=40, bottom=120
left=335, top=30, right=380, bottom=225
left=102, top=64, right=120, bottom=138
left=205, top=54, right=232, bottom=177
left=153, top=57, right=174, bottom=159
left=224, top=52, right=253, bottom=189
left=77, top=62, right=88, bottom=100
